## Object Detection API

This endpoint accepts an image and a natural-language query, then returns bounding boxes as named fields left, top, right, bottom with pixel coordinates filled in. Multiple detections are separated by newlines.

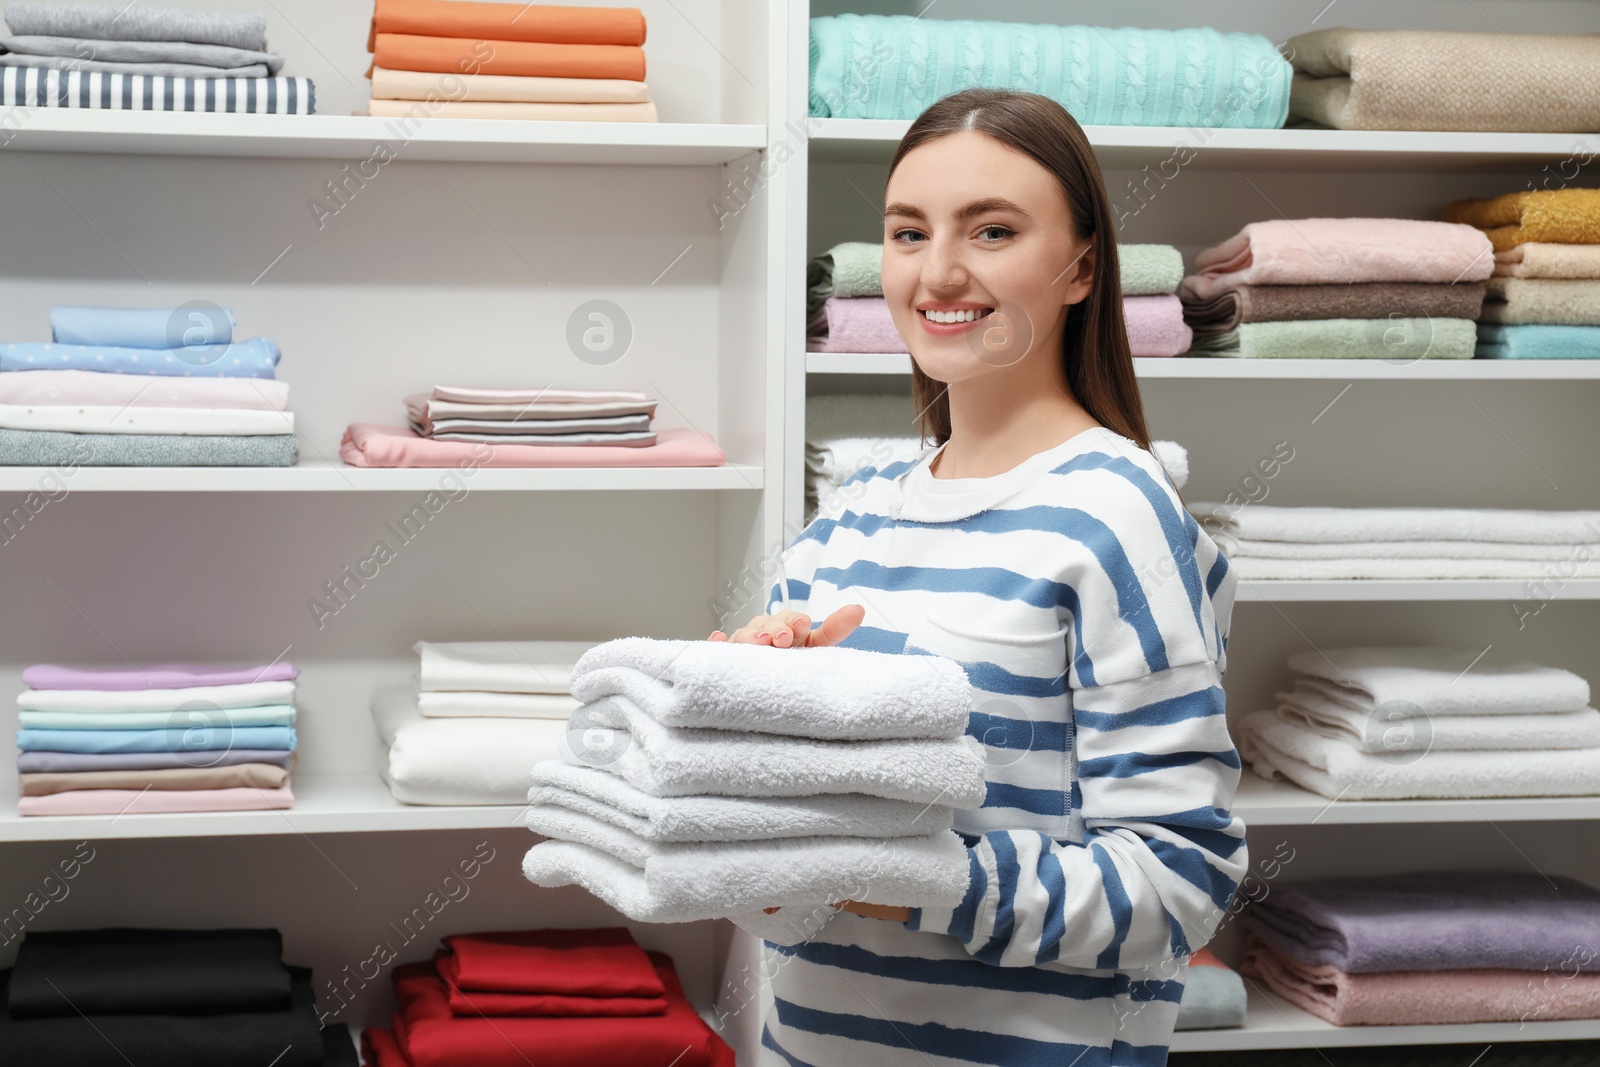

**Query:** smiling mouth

left=920, top=307, right=995, bottom=324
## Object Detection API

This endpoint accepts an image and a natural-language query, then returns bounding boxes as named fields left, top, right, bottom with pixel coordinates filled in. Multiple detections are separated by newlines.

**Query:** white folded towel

left=1191, top=503, right=1600, bottom=545
left=1224, top=539, right=1585, bottom=561
left=805, top=436, right=924, bottom=485
left=1229, top=557, right=1600, bottom=580
left=560, top=694, right=987, bottom=805
left=414, top=639, right=597, bottom=694
left=414, top=681, right=578, bottom=720
left=371, top=683, right=564, bottom=805
left=1278, top=687, right=1600, bottom=751
left=1237, top=709, right=1600, bottom=800
left=1286, top=646, right=1590, bottom=716
left=529, top=760, right=952, bottom=843
left=17, top=679, right=295, bottom=712
left=571, top=637, right=971, bottom=740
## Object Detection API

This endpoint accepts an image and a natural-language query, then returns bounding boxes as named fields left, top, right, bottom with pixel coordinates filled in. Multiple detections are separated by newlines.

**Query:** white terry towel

left=18, top=679, right=295, bottom=712
left=1223, top=539, right=1587, bottom=561
left=1190, top=503, right=1600, bottom=545
left=1278, top=687, right=1600, bottom=751
left=561, top=695, right=987, bottom=805
left=571, top=638, right=972, bottom=740
left=1237, top=709, right=1600, bottom=800
left=1286, top=646, right=1590, bottom=716
left=371, top=682, right=564, bottom=805
left=414, top=680, right=578, bottom=720
left=414, top=639, right=597, bottom=694
left=529, top=760, right=952, bottom=843
left=521, top=814, right=971, bottom=923
left=1228, top=556, right=1600, bottom=580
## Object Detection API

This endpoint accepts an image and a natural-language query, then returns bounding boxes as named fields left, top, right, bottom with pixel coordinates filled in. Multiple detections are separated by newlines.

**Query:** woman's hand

left=709, top=605, right=865, bottom=648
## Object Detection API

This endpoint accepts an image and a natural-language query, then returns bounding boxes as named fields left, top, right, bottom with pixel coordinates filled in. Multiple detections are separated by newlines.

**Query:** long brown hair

left=887, top=88, right=1150, bottom=451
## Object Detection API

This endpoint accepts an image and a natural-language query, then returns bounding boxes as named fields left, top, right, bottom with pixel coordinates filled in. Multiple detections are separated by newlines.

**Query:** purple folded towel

left=22, top=662, right=300, bottom=691
left=1246, top=871, right=1600, bottom=974
left=1125, top=294, right=1193, bottom=356
left=16, top=749, right=296, bottom=773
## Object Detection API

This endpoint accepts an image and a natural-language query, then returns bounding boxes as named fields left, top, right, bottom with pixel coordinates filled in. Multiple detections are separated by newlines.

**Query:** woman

left=715, top=88, right=1246, bottom=1067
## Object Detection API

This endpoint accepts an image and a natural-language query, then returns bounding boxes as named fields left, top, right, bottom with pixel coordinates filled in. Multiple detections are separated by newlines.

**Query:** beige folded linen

left=367, top=98, right=658, bottom=122
left=1286, top=28, right=1600, bottom=132
left=370, top=66, right=652, bottom=104
left=20, top=762, right=290, bottom=796
left=1495, top=243, right=1600, bottom=279
left=1481, top=276, right=1600, bottom=326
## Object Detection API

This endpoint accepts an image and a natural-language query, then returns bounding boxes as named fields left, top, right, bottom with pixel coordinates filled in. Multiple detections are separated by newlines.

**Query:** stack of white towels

left=370, top=640, right=593, bottom=805
left=522, top=637, right=988, bottom=923
left=1238, top=646, right=1600, bottom=799
left=804, top=394, right=924, bottom=520
left=1193, top=504, right=1600, bottom=580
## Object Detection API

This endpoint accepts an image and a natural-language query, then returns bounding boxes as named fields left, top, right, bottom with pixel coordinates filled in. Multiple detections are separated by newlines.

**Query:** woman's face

left=881, top=130, right=1095, bottom=384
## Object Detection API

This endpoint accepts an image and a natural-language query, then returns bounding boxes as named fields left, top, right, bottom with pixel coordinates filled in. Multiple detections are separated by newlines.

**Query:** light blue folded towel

left=0, top=337, right=278, bottom=378
left=1476, top=323, right=1600, bottom=359
left=19, top=705, right=296, bottom=731
left=51, top=305, right=236, bottom=350
left=810, top=15, right=1291, bottom=127
left=17, top=724, right=296, bottom=753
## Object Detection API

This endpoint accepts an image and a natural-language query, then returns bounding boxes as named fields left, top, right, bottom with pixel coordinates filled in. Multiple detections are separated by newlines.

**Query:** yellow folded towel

left=1443, top=189, right=1600, bottom=252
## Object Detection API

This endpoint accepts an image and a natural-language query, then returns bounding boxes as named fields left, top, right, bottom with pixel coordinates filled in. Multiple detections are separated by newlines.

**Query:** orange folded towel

left=1443, top=189, right=1600, bottom=252
left=372, top=33, right=646, bottom=81
left=370, top=0, right=646, bottom=48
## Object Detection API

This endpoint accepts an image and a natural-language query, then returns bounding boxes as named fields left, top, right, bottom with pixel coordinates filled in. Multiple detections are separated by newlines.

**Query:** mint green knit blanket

left=810, top=15, right=1291, bottom=127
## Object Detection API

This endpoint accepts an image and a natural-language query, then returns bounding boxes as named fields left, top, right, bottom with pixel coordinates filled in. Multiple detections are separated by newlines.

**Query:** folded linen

left=1283, top=645, right=1591, bottom=716
left=1124, top=294, right=1192, bottom=357
left=1482, top=277, right=1600, bottom=326
left=372, top=34, right=646, bottom=81
left=18, top=783, right=295, bottom=816
left=1495, top=243, right=1600, bottom=279
left=1243, top=870, right=1600, bottom=973
left=419, top=414, right=651, bottom=435
left=1213, top=538, right=1583, bottom=562
left=806, top=436, right=923, bottom=486
left=371, top=682, right=564, bottom=805
left=370, top=67, right=651, bottom=103
left=418, top=689, right=577, bottom=719
left=571, top=637, right=971, bottom=740
left=20, top=705, right=295, bottom=730
left=1119, top=244, right=1186, bottom=296
left=1285, top=28, right=1600, bottom=133
left=559, top=694, right=987, bottom=804
left=25, top=662, right=299, bottom=690
left=0, top=427, right=295, bottom=466
left=1225, top=556, right=1600, bottom=580
left=436, top=952, right=666, bottom=1016
left=1478, top=322, right=1600, bottom=359
left=1175, top=948, right=1246, bottom=1031
left=369, top=0, right=647, bottom=47
left=19, top=749, right=294, bottom=775
left=1180, top=282, right=1487, bottom=335
left=368, top=98, right=658, bottom=122
left=420, top=427, right=656, bottom=446
left=19, top=679, right=295, bottom=711
left=407, top=395, right=657, bottom=422
left=1190, top=503, right=1600, bottom=546
left=4, top=4, right=266, bottom=51
left=440, top=928, right=664, bottom=996
left=0, top=403, right=293, bottom=435
left=0, top=69, right=316, bottom=112
left=51, top=305, right=236, bottom=349
left=1278, top=688, right=1600, bottom=751
left=1241, top=931, right=1600, bottom=1026
left=0, top=338, right=279, bottom=377
left=0, top=52, right=272, bottom=78
left=18, top=724, right=296, bottom=754
left=431, top=385, right=651, bottom=405
left=806, top=296, right=904, bottom=353
left=1191, top=316, right=1477, bottom=360
left=0, top=369, right=288, bottom=410
left=1236, top=709, right=1600, bottom=800
left=0, top=35, right=284, bottom=75
left=416, top=639, right=593, bottom=694
left=809, top=15, right=1290, bottom=127
left=1444, top=189, right=1600, bottom=253
left=341, top=424, right=724, bottom=469
left=1186, top=220, right=1493, bottom=299
left=806, top=242, right=883, bottom=312
left=522, top=823, right=971, bottom=922
left=529, top=760, right=952, bottom=843
left=20, top=762, right=290, bottom=795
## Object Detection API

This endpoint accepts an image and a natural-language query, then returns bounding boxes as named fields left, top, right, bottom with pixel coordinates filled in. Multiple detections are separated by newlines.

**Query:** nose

left=921, top=232, right=969, bottom=291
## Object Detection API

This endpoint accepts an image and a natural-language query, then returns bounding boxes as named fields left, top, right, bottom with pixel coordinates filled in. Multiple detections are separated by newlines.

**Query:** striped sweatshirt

left=750, top=425, right=1246, bottom=1067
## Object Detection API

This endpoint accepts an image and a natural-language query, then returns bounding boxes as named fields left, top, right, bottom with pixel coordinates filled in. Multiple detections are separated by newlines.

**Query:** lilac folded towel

left=1124, top=295, right=1193, bottom=357
left=22, top=662, right=299, bottom=691
left=1246, top=871, right=1600, bottom=973
left=806, top=297, right=906, bottom=353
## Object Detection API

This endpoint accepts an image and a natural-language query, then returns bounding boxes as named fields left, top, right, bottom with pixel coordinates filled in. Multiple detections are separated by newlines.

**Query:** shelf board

left=0, top=109, right=766, bottom=165
left=1234, top=579, right=1600, bottom=602
left=0, top=459, right=763, bottom=492
left=1231, top=771, right=1600, bottom=825
left=805, top=353, right=1600, bottom=380
left=810, top=120, right=1595, bottom=172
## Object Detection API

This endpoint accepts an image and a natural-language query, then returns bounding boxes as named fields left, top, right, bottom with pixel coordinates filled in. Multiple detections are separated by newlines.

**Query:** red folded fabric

left=436, top=951, right=668, bottom=1016
left=361, top=1024, right=408, bottom=1066
left=439, top=928, right=663, bottom=996
left=393, top=952, right=733, bottom=1067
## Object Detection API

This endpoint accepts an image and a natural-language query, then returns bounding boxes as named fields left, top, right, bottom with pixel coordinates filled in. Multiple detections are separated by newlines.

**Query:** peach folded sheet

left=372, top=33, right=645, bottom=81
left=369, top=0, right=646, bottom=47
left=18, top=784, right=294, bottom=816
left=370, top=67, right=651, bottom=103
left=341, top=424, right=726, bottom=468
left=367, top=99, right=657, bottom=122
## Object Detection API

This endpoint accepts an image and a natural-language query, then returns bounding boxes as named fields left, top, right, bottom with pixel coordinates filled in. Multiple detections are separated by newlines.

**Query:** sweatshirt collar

left=889, top=425, right=1129, bottom=522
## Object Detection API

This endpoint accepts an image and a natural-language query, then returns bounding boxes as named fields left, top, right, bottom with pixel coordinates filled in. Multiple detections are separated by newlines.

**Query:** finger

left=755, top=616, right=795, bottom=647
left=762, top=906, right=781, bottom=914
left=726, top=617, right=772, bottom=644
left=807, top=604, right=866, bottom=647
left=765, top=611, right=813, bottom=648
left=708, top=631, right=727, bottom=642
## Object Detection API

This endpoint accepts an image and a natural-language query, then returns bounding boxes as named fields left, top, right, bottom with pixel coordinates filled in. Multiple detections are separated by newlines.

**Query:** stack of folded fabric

left=1174, top=948, right=1247, bottom=1031
left=366, top=0, right=653, bottom=122
left=1191, top=502, right=1600, bottom=580
left=521, top=637, right=986, bottom=923
left=1443, top=188, right=1600, bottom=359
left=371, top=640, right=592, bottom=805
left=16, top=662, right=299, bottom=815
left=1283, top=28, right=1600, bottom=133
left=806, top=241, right=1192, bottom=356
left=343, top=386, right=725, bottom=469
left=1240, top=872, right=1600, bottom=1026
left=803, top=393, right=925, bottom=519
left=1236, top=646, right=1600, bottom=801
left=1180, top=219, right=1491, bottom=357
left=809, top=15, right=1290, bottom=126
left=360, top=929, right=733, bottom=1066
left=1173, top=1041, right=1600, bottom=1067
left=0, top=305, right=296, bottom=467
left=0, top=2, right=314, bottom=113
left=0, top=928, right=355, bottom=1065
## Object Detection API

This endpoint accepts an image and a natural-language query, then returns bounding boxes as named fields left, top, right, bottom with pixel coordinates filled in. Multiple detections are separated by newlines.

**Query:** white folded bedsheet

left=18, top=679, right=295, bottom=712
left=0, top=402, right=293, bottom=435
left=413, top=639, right=597, bottom=695
left=415, top=684, right=578, bottom=719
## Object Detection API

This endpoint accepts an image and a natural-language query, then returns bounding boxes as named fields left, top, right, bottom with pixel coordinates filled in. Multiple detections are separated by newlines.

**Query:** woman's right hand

left=709, top=604, right=865, bottom=648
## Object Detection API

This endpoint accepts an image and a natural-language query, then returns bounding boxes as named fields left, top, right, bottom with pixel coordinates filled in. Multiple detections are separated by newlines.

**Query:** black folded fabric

left=322, top=1023, right=358, bottom=1067
left=9, top=928, right=290, bottom=1018
left=0, top=966, right=322, bottom=1067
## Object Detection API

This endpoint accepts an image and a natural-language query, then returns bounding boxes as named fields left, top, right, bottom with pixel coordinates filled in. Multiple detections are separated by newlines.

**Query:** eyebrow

left=882, top=197, right=1032, bottom=221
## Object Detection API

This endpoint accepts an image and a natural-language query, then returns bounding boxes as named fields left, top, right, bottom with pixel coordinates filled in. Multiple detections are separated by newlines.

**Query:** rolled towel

left=1124, top=294, right=1192, bottom=356
left=1180, top=281, right=1487, bottom=335
left=415, top=639, right=595, bottom=695
left=1119, top=244, right=1185, bottom=296
left=1478, top=322, right=1600, bottom=359
left=1277, top=687, right=1600, bottom=751
left=529, top=760, right=952, bottom=843
left=1444, top=189, right=1600, bottom=253
left=571, top=637, right=971, bottom=740
left=1495, top=243, right=1600, bottom=279
left=1174, top=948, right=1246, bottom=1031
left=1284, top=645, right=1591, bottom=716
left=371, top=683, right=564, bottom=805
left=1481, top=277, right=1600, bottom=326
left=1190, top=504, right=1600, bottom=547
left=1189, top=317, right=1477, bottom=360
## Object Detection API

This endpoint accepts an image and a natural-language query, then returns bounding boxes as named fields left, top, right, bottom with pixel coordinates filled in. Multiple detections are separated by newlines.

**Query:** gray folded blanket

left=0, top=428, right=296, bottom=466
left=1182, top=281, right=1487, bottom=334
left=0, top=34, right=283, bottom=74
left=3, top=3, right=266, bottom=51
left=0, top=51, right=269, bottom=78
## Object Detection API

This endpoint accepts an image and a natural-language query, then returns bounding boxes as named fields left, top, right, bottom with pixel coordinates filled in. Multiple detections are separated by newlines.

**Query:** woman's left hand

left=833, top=900, right=912, bottom=922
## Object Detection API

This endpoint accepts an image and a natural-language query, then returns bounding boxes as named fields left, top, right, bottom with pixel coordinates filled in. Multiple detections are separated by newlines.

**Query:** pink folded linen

left=22, top=662, right=299, bottom=691
left=0, top=370, right=290, bottom=410
left=807, top=297, right=907, bottom=353
left=1124, top=295, right=1193, bottom=357
left=431, top=386, right=651, bottom=404
left=340, top=424, right=726, bottom=468
left=18, top=784, right=295, bottom=816
left=1183, top=219, right=1494, bottom=303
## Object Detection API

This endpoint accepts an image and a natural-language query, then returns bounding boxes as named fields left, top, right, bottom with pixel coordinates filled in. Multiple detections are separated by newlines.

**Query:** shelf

left=0, top=459, right=764, bottom=492
left=0, top=109, right=766, bottom=165
left=806, top=354, right=1600, bottom=380
left=1170, top=987, right=1600, bottom=1051
left=0, top=773, right=530, bottom=841
left=1231, top=771, right=1600, bottom=825
left=1234, top=579, right=1600, bottom=602
left=809, top=120, right=1596, bottom=172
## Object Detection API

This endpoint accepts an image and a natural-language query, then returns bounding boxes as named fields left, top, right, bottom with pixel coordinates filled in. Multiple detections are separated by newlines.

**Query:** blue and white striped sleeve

left=911, top=478, right=1248, bottom=970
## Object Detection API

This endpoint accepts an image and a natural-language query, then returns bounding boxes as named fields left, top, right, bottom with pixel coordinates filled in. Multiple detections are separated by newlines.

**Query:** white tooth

left=963, top=309, right=975, bottom=321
